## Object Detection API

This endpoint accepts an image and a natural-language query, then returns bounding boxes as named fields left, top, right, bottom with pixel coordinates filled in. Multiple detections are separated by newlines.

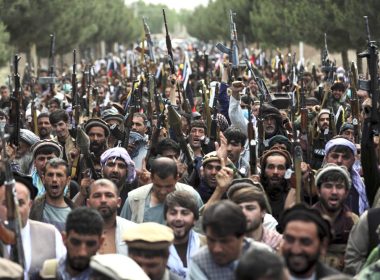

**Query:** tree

left=0, top=21, right=10, bottom=66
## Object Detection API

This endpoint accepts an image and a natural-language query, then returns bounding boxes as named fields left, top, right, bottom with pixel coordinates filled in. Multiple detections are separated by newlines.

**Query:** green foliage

left=0, top=0, right=139, bottom=56
left=0, top=21, right=10, bottom=66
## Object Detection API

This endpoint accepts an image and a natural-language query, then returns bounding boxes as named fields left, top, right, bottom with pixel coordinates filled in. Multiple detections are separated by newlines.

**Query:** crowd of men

left=0, top=26, right=380, bottom=280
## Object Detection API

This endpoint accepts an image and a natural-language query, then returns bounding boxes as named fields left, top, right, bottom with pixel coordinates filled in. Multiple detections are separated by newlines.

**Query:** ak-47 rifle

left=122, top=80, right=140, bottom=148
left=163, top=9, right=175, bottom=75
left=245, top=59, right=270, bottom=101
left=143, top=17, right=156, bottom=64
left=9, top=55, right=21, bottom=147
left=349, top=62, right=361, bottom=143
left=299, top=68, right=310, bottom=163
left=0, top=128, right=25, bottom=268
left=216, top=10, right=239, bottom=80
left=76, top=126, right=101, bottom=180
left=245, top=60, right=268, bottom=156
left=321, top=33, right=337, bottom=109
left=30, top=78, right=39, bottom=136
left=201, top=80, right=212, bottom=136
left=246, top=87, right=257, bottom=175
left=358, top=16, right=380, bottom=142
left=49, top=34, right=55, bottom=96
left=209, top=82, right=220, bottom=144
left=70, top=50, right=81, bottom=179
left=276, top=53, right=283, bottom=92
left=167, top=104, right=193, bottom=168
left=71, top=50, right=79, bottom=130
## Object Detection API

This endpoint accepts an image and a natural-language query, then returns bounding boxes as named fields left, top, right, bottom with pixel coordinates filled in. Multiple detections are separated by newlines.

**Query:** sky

left=125, top=0, right=209, bottom=11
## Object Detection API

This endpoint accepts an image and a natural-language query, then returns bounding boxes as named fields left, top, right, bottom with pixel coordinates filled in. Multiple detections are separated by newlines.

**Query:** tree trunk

left=341, top=49, right=349, bottom=71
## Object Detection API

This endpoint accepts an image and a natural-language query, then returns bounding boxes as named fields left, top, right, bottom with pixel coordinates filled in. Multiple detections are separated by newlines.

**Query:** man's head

left=260, top=148, right=292, bottom=190
left=0, top=182, right=33, bottom=228
left=201, top=151, right=222, bottom=189
left=49, top=109, right=70, bottom=140
left=63, top=207, right=104, bottom=274
left=164, top=190, right=199, bottom=243
left=236, top=248, right=289, bottom=280
left=202, top=200, right=246, bottom=266
left=331, top=82, right=346, bottom=101
left=85, top=118, right=110, bottom=154
left=42, top=158, right=70, bottom=201
left=268, top=135, right=292, bottom=153
left=228, top=182, right=269, bottom=234
left=32, top=140, right=63, bottom=177
left=317, top=109, right=330, bottom=131
left=100, top=147, right=136, bottom=186
left=280, top=204, right=331, bottom=278
left=131, top=112, right=148, bottom=136
left=37, top=112, right=52, bottom=139
left=261, top=105, right=282, bottom=138
left=17, top=129, right=39, bottom=159
left=324, top=137, right=356, bottom=171
left=315, top=164, right=351, bottom=214
left=188, top=120, right=206, bottom=149
left=124, top=223, right=174, bottom=280
left=87, top=179, right=120, bottom=221
left=224, top=127, right=247, bottom=164
left=0, top=85, right=9, bottom=101
left=150, top=157, right=178, bottom=202
left=339, top=123, right=355, bottom=142
left=48, top=98, right=61, bottom=113
left=156, top=138, right=180, bottom=159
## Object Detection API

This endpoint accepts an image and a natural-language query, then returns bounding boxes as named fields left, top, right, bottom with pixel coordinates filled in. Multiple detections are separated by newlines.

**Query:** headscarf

left=100, top=147, right=136, bottom=183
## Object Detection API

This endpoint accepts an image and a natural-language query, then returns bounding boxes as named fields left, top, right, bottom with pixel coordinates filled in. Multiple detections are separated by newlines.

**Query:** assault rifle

left=167, top=104, right=193, bottom=168
left=0, top=128, right=25, bottom=268
left=358, top=16, right=380, bottom=135
left=209, top=82, right=220, bottom=144
left=49, top=34, right=55, bottom=95
left=299, top=67, right=310, bottom=163
left=163, top=9, right=175, bottom=75
left=349, top=62, right=360, bottom=143
left=245, top=60, right=270, bottom=101
left=216, top=10, right=239, bottom=79
left=76, top=126, right=101, bottom=180
left=143, top=17, right=156, bottom=64
left=201, top=80, right=212, bottom=136
left=70, top=50, right=80, bottom=179
left=9, top=55, right=21, bottom=147
left=246, top=87, right=257, bottom=175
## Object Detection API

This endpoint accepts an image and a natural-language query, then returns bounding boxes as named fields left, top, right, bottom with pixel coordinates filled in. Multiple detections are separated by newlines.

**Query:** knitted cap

left=85, top=118, right=110, bottom=137
left=315, top=163, right=351, bottom=189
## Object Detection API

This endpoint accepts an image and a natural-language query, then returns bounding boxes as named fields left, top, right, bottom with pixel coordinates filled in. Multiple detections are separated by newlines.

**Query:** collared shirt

left=168, top=230, right=202, bottom=279
left=57, top=257, right=92, bottom=280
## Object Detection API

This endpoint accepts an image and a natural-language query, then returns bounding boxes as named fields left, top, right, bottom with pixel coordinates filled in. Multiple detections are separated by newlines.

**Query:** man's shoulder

left=29, top=219, right=58, bottom=233
left=127, top=184, right=153, bottom=199
left=116, top=216, right=136, bottom=228
left=191, top=244, right=210, bottom=262
left=316, top=261, right=341, bottom=278
left=175, top=182, right=197, bottom=193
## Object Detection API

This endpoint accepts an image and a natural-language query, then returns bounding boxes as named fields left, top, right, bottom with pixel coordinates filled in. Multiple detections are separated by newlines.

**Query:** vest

left=29, top=220, right=57, bottom=276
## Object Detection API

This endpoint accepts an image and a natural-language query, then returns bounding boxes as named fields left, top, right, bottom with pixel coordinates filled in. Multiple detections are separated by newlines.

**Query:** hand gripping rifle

left=0, top=128, right=25, bottom=268
left=143, top=17, right=156, bottom=64
left=216, top=10, right=239, bottom=80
